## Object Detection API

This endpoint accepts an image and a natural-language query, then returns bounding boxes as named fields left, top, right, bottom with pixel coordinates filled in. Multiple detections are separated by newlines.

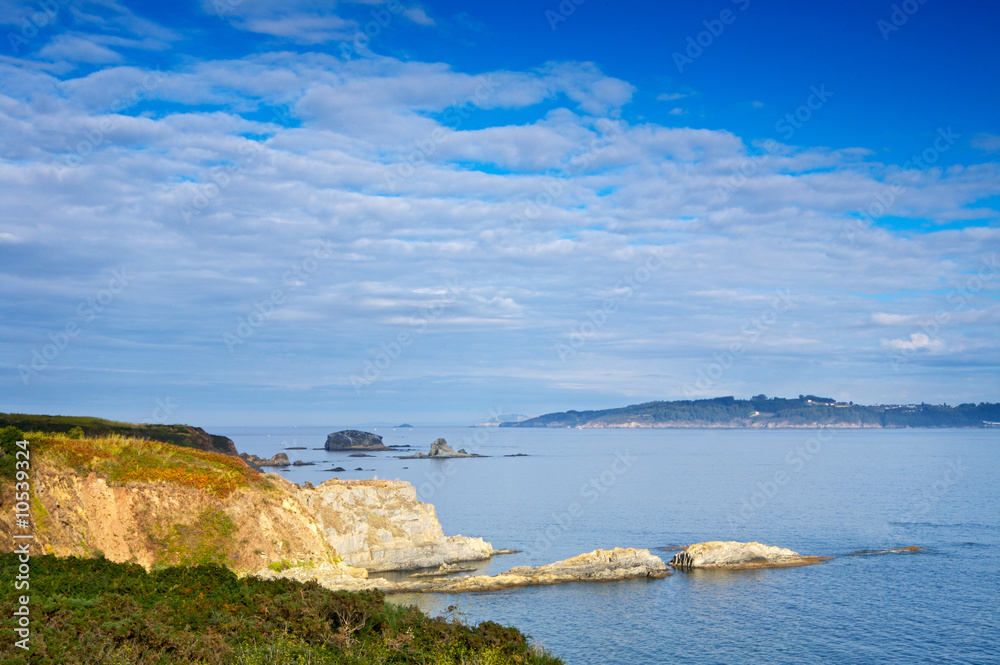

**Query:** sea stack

left=324, top=430, right=390, bottom=451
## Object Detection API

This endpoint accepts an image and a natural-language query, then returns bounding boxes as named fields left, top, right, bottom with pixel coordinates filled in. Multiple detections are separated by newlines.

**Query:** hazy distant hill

left=501, top=395, right=1000, bottom=429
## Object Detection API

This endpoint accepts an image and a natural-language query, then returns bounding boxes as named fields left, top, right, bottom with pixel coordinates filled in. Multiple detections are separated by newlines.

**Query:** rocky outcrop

left=296, top=479, right=492, bottom=572
left=266, top=548, right=669, bottom=593
left=399, top=438, right=484, bottom=459
left=325, top=430, right=390, bottom=451
left=669, top=541, right=831, bottom=570
left=239, top=452, right=290, bottom=467
left=1, top=436, right=495, bottom=578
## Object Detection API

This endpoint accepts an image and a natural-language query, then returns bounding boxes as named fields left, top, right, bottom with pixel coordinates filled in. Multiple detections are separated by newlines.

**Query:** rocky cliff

left=0, top=432, right=489, bottom=577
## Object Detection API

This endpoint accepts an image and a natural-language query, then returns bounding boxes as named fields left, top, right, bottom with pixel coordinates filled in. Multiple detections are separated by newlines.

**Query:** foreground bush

left=0, top=554, right=562, bottom=665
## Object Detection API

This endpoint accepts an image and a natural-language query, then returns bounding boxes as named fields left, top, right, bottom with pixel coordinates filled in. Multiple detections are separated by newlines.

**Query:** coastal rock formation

left=407, top=547, right=668, bottom=593
left=1, top=434, right=494, bottom=578
left=325, top=429, right=390, bottom=451
left=669, top=541, right=831, bottom=570
left=269, top=548, right=669, bottom=593
left=239, top=451, right=291, bottom=467
left=399, top=438, right=484, bottom=459
left=296, top=479, right=493, bottom=572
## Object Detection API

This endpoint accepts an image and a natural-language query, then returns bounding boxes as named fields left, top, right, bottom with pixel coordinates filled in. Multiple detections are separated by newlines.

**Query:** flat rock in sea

left=325, top=430, right=391, bottom=451
left=285, top=547, right=669, bottom=593
left=668, top=541, right=832, bottom=570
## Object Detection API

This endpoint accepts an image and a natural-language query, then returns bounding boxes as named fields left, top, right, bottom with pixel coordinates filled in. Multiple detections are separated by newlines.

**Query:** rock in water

left=240, top=452, right=291, bottom=468
left=398, top=547, right=669, bottom=592
left=430, top=438, right=456, bottom=456
left=399, top=438, right=484, bottom=459
left=668, top=541, right=832, bottom=570
left=325, top=430, right=390, bottom=451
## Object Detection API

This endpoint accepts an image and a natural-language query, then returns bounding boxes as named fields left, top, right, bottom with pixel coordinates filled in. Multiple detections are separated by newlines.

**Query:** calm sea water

left=226, top=426, right=1000, bottom=664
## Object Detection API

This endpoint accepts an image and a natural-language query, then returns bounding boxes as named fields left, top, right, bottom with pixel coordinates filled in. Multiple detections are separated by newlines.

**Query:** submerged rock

left=848, top=545, right=923, bottom=556
left=669, top=541, right=831, bottom=570
left=325, top=430, right=390, bottom=451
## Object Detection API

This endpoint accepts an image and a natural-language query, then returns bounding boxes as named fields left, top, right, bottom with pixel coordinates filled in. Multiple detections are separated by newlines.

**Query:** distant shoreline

left=501, top=395, right=1000, bottom=429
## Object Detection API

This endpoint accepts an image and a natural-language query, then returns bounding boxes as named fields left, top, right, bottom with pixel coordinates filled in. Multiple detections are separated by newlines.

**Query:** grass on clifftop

left=29, top=431, right=270, bottom=498
left=0, top=554, right=562, bottom=665
left=0, top=413, right=237, bottom=455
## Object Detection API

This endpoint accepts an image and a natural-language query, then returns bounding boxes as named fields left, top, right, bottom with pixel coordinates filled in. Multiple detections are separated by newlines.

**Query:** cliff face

left=297, top=479, right=491, bottom=572
left=0, top=435, right=490, bottom=576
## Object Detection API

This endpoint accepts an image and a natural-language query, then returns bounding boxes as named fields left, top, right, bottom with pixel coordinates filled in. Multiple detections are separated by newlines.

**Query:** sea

left=226, top=425, right=1000, bottom=665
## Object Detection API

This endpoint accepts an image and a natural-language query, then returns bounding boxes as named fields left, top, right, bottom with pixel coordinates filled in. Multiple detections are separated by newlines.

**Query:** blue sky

left=1, top=0, right=998, bottom=427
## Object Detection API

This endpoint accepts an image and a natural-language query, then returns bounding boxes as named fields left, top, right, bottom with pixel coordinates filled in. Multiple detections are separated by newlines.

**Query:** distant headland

left=500, top=395, right=1000, bottom=429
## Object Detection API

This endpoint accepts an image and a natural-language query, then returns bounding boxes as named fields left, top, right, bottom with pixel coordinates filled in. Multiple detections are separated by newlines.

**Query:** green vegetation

left=149, top=510, right=239, bottom=568
left=30, top=431, right=270, bottom=498
left=0, top=425, right=24, bottom=477
left=0, top=554, right=562, bottom=665
left=0, top=413, right=237, bottom=456
left=504, top=395, right=1000, bottom=428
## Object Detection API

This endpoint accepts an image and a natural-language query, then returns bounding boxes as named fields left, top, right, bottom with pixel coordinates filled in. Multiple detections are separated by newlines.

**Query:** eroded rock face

left=668, top=541, right=831, bottom=570
left=325, top=430, right=390, bottom=451
left=295, top=479, right=493, bottom=572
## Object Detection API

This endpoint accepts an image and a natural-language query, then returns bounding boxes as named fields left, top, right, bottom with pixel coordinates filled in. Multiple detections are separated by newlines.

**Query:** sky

left=1, top=0, right=999, bottom=427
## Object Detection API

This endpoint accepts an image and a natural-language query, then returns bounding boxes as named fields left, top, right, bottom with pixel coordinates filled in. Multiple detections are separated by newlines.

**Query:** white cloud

left=37, top=34, right=124, bottom=64
left=403, top=6, right=435, bottom=26
left=972, top=133, right=1000, bottom=153
left=881, top=333, right=946, bottom=352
